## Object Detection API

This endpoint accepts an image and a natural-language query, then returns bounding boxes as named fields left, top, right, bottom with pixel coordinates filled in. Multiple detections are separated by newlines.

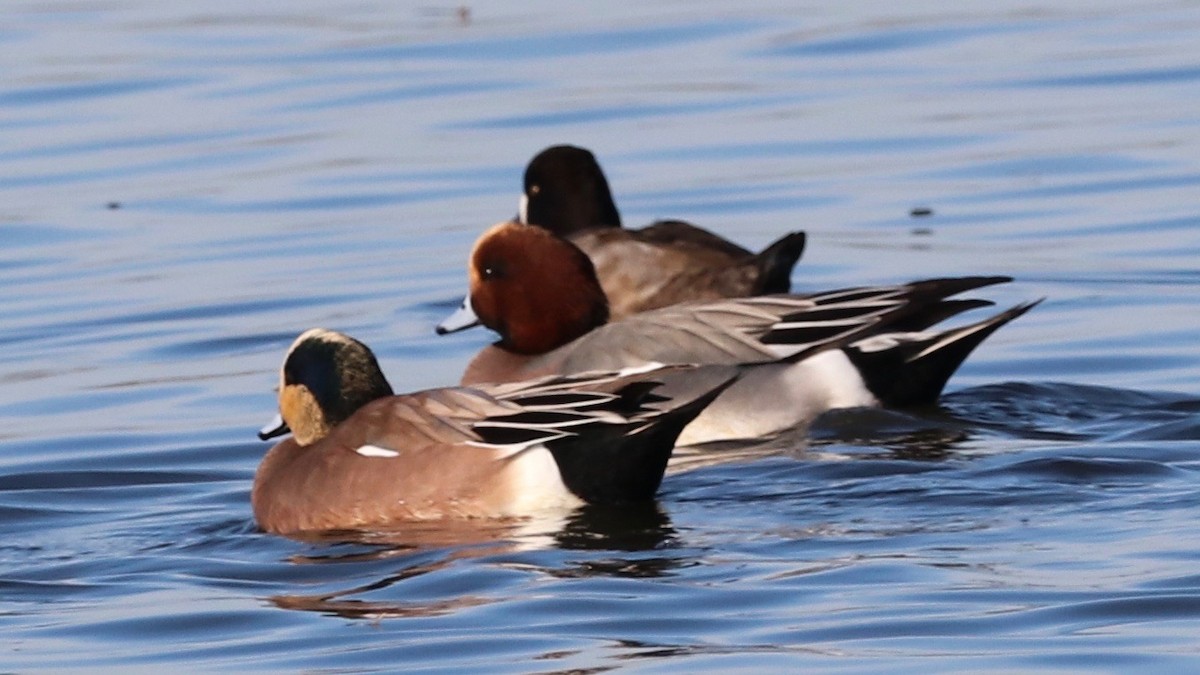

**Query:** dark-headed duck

left=518, top=144, right=807, bottom=319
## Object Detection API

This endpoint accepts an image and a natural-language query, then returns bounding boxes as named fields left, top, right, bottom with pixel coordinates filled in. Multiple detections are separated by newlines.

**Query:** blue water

left=3, top=1, right=1200, bottom=670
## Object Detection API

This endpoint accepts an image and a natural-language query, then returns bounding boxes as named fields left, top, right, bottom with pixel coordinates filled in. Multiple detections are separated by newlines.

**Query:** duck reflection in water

left=267, top=502, right=679, bottom=620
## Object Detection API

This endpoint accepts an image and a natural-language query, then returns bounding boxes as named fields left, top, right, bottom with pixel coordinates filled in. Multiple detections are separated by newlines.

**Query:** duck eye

left=480, top=260, right=507, bottom=280
left=529, top=184, right=540, bottom=195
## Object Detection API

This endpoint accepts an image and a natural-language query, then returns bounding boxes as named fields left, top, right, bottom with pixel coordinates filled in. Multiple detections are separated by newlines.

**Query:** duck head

left=259, top=328, right=394, bottom=446
left=520, top=144, right=622, bottom=236
left=437, top=221, right=610, bottom=355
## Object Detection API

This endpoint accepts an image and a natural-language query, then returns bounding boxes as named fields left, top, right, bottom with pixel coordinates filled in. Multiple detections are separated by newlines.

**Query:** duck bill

left=436, top=296, right=481, bottom=335
left=258, top=413, right=290, bottom=441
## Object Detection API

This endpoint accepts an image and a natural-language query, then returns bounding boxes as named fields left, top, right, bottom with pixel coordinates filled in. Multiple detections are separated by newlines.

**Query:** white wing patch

left=355, top=444, right=400, bottom=458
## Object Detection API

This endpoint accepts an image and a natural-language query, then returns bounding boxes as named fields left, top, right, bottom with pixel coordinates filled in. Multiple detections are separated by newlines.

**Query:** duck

left=518, top=144, right=808, bottom=319
left=253, top=328, right=738, bottom=535
left=436, top=221, right=1040, bottom=446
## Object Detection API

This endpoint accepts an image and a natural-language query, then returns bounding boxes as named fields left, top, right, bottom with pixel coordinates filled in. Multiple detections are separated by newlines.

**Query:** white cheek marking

left=518, top=193, right=529, bottom=224
left=355, top=444, right=400, bottom=458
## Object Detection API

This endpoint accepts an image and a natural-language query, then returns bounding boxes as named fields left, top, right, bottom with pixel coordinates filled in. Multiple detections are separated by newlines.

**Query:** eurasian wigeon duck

left=518, top=144, right=808, bottom=318
left=253, top=328, right=737, bottom=535
left=436, top=221, right=1040, bottom=446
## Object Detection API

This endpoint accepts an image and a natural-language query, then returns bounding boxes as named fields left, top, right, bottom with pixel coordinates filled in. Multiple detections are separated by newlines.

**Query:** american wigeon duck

left=253, top=328, right=737, bottom=535
left=518, top=144, right=807, bottom=319
left=437, top=221, right=1040, bottom=445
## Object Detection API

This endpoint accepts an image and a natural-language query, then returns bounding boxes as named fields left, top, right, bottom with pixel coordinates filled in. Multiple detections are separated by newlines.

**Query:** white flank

left=675, top=351, right=876, bottom=446
left=797, top=350, right=877, bottom=408
left=505, top=445, right=584, bottom=513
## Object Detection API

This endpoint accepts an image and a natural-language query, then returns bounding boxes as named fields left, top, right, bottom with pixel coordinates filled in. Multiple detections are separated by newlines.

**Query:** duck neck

left=499, top=289, right=608, bottom=355
left=472, top=222, right=611, bottom=355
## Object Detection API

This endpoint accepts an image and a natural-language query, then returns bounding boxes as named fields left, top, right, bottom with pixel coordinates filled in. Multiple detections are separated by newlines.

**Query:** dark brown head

left=460, top=221, right=610, bottom=355
left=521, top=144, right=622, bottom=236
left=259, top=329, right=395, bottom=446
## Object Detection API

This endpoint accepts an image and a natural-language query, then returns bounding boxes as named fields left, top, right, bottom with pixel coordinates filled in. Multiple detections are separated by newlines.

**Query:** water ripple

left=2, top=1, right=1200, bottom=670
left=1024, top=65, right=1200, bottom=88
left=765, top=22, right=1033, bottom=57
left=0, top=77, right=194, bottom=106
left=328, top=20, right=762, bottom=62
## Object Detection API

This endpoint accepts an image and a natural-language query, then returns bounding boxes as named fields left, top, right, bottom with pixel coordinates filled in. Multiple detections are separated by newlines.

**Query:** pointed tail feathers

left=545, top=365, right=739, bottom=504
left=883, top=298, right=994, bottom=333
left=845, top=299, right=1042, bottom=408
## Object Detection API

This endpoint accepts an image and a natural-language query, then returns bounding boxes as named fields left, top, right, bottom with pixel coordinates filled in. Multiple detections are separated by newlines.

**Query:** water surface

left=2, top=1, right=1200, bottom=670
